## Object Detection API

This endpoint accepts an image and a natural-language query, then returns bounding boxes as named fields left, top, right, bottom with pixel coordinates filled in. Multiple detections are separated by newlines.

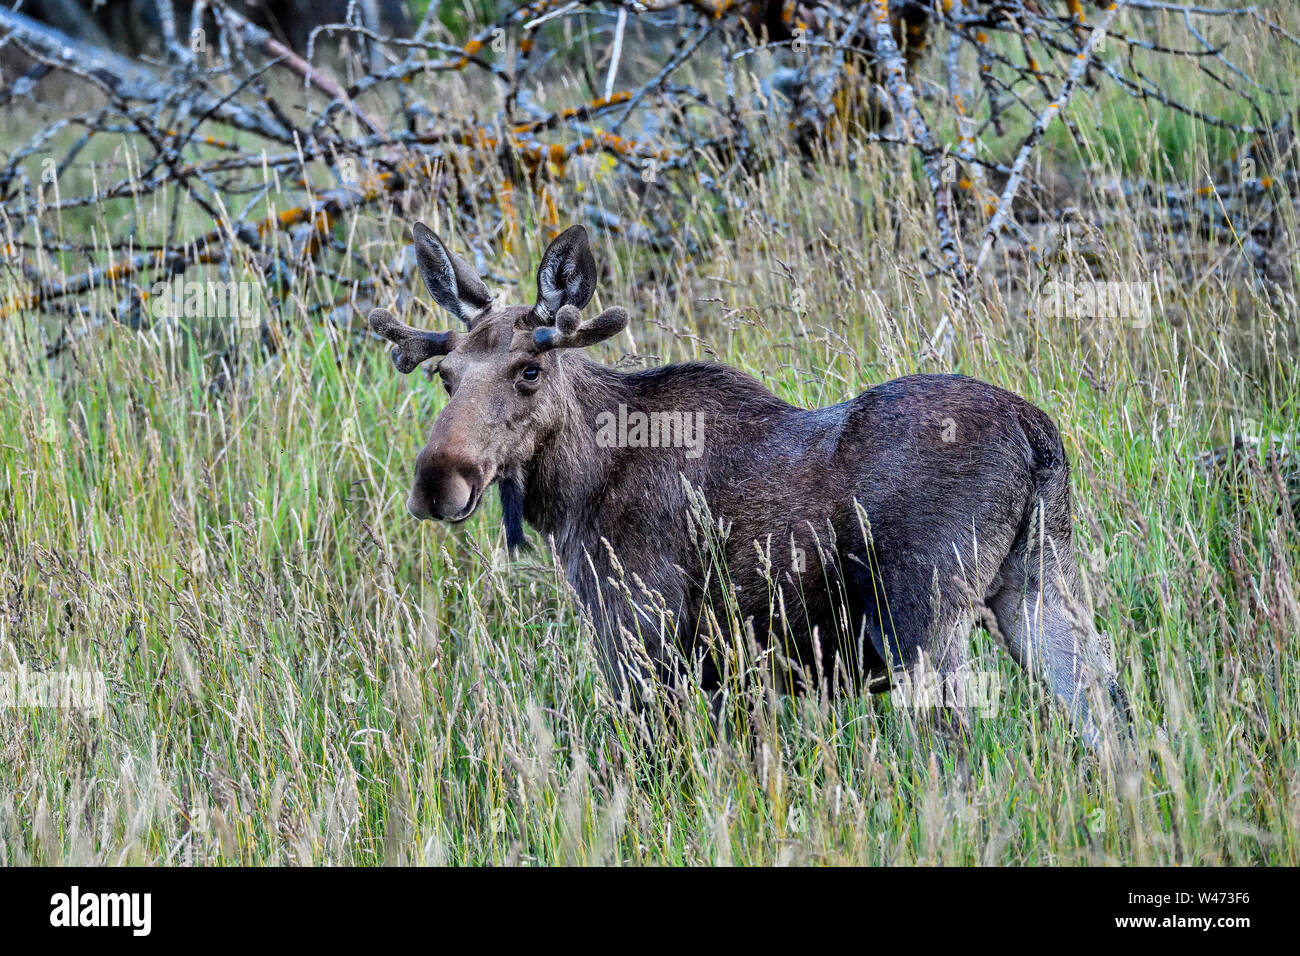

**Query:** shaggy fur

left=371, top=223, right=1130, bottom=750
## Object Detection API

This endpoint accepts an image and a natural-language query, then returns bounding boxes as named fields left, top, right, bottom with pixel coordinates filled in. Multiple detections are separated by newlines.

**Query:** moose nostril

left=438, top=470, right=475, bottom=517
left=406, top=494, right=433, bottom=521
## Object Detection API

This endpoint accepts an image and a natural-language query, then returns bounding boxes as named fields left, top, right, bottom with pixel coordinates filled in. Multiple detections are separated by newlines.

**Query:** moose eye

left=520, top=366, right=541, bottom=383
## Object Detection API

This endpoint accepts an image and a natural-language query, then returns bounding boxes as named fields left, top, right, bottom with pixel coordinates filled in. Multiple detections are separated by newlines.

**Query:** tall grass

left=1, top=9, right=1298, bottom=865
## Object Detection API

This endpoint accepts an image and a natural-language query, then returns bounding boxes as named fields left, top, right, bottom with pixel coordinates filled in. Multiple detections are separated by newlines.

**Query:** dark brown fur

left=371, top=223, right=1130, bottom=750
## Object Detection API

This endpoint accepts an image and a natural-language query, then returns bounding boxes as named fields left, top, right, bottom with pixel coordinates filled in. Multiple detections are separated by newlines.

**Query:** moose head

left=369, top=223, right=628, bottom=543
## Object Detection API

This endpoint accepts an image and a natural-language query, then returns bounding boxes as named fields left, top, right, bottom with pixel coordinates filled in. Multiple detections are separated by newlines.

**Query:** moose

left=369, top=222, right=1130, bottom=750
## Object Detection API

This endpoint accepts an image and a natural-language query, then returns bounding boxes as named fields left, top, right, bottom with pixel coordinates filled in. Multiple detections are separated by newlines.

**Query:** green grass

left=1, top=5, right=1299, bottom=866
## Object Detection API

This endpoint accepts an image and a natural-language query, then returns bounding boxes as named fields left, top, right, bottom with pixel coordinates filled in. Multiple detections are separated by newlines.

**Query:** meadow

left=1, top=1, right=1298, bottom=865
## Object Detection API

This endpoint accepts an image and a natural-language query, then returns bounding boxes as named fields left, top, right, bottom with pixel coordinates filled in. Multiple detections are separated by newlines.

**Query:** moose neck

left=518, top=352, right=793, bottom=553
left=520, top=355, right=626, bottom=543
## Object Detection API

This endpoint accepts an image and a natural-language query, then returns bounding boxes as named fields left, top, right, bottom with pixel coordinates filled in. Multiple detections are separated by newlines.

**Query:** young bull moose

left=369, top=222, right=1130, bottom=750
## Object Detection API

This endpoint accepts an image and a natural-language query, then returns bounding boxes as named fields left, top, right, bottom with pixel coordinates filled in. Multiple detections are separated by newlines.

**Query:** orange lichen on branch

left=0, top=249, right=224, bottom=317
left=261, top=205, right=335, bottom=237
left=482, top=117, right=673, bottom=174
left=163, top=130, right=242, bottom=151
left=560, top=92, right=632, bottom=117
left=499, top=178, right=519, bottom=255
left=588, top=130, right=662, bottom=158
left=540, top=183, right=560, bottom=238
left=454, top=37, right=486, bottom=69
left=509, top=92, right=633, bottom=137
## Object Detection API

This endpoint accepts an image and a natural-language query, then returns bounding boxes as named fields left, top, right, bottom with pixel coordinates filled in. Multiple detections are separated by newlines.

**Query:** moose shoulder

left=370, top=222, right=1130, bottom=751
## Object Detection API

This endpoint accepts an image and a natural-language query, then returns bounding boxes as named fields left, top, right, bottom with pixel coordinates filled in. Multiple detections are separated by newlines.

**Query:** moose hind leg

left=934, top=610, right=976, bottom=714
left=875, top=563, right=977, bottom=735
left=989, top=546, right=1127, bottom=752
left=916, top=610, right=977, bottom=742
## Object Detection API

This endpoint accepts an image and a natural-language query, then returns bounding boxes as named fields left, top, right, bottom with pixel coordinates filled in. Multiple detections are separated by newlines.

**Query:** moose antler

left=531, top=304, right=629, bottom=352
left=369, top=308, right=458, bottom=373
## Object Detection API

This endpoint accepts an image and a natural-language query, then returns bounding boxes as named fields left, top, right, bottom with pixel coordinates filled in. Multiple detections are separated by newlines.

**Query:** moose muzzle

left=407, top=444, right=485, bottom=522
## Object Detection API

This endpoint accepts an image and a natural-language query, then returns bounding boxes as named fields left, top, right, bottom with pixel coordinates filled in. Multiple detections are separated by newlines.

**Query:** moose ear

left=534, top=224, right=596, bottom=322
left=412, top=222, right=492, bottom=326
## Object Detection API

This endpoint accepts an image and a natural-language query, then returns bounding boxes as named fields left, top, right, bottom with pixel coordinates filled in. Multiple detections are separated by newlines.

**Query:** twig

left=605, top=7, right=629, bottom=102
left=975, top=2, right=1120, bottom=271
left=868, top=0, right=966, bottom=285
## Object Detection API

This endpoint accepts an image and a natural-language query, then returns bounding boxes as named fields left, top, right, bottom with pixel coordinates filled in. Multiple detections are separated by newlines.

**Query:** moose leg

left=568, top=538, right=692, bottom=702
left=988, top=530, right=1129, bottom=753
left=583, top=570, right=725, bottom=752
left=932, top=611, right=976, bottom=735
left=591, top=622, right=660, bottom=713
left=856, top=554, right=977, bottom=740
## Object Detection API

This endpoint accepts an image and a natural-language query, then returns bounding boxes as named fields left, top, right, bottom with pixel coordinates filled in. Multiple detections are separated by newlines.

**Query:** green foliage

left=1, top=6, right=1298, bottom=865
